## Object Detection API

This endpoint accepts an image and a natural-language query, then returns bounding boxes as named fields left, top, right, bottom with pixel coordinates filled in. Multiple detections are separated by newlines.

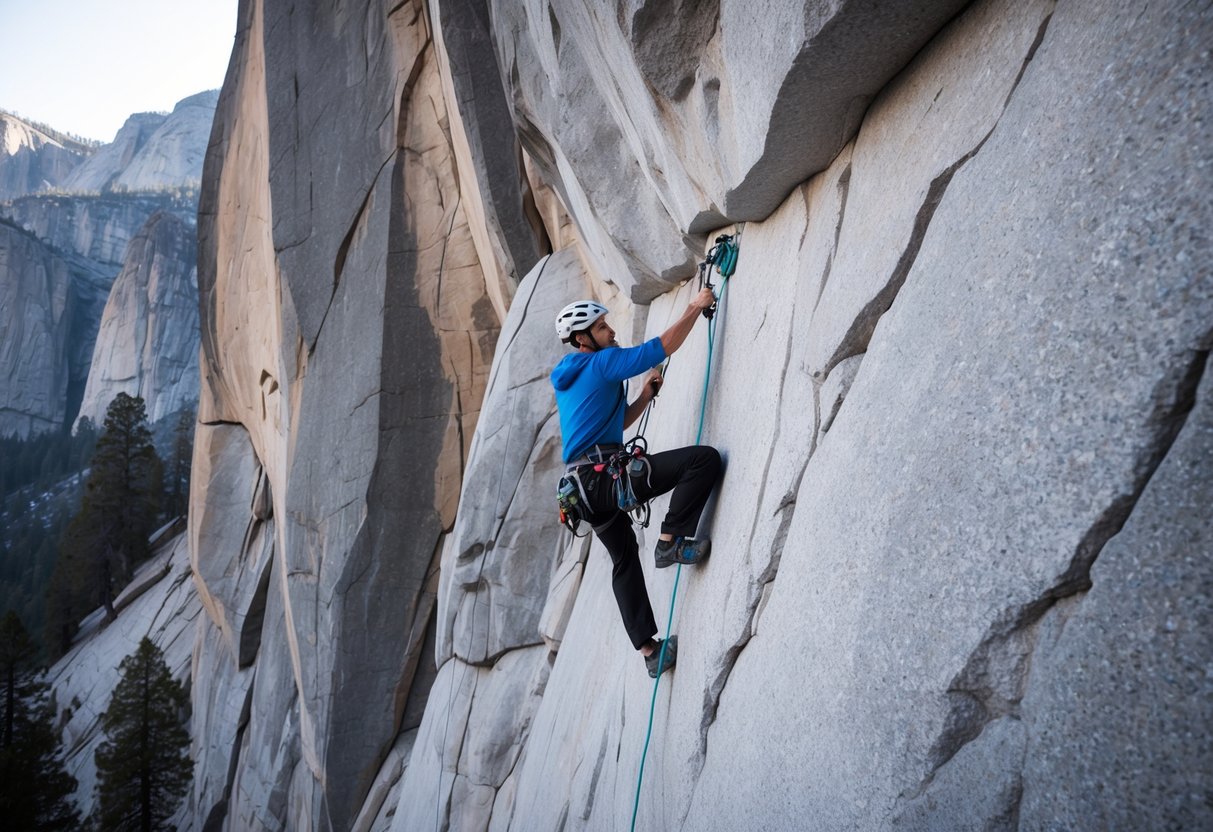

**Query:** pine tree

left=165, top=407, right=195, bottom=520
left=0, top=612, right=81, bottom=830
left=94, top=637, right=191, bottom=832
left=88, top=394, right=161, bottom=598
left=44, top=394, right=163, bottom=654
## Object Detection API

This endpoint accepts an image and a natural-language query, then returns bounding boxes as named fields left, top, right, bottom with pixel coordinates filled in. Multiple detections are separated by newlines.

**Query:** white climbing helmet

left=555, top=300, right=609, bottom=341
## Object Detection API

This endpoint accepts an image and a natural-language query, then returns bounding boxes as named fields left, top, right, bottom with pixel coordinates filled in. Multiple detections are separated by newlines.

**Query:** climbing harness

left=630, top=226, right=741, bottom=832
left=557, top=437, right=655, bottom=535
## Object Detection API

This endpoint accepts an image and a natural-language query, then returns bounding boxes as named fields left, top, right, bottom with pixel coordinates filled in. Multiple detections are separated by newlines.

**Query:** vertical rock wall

left=390, top=0, right=1213, bottom=830
left=1, top=193, right=201, bottom=430
left=0, top=220, right=77, bottom=437
left=192, top=0, right=1211, bottom=829
left=0, top=113, right=87, bottom=200
left=191, top=0, right=539, bottom=828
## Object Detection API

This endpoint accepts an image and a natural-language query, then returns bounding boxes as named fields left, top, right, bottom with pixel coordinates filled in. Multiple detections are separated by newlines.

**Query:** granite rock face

left=59, top=113, right=166, bottom=194
left=172, top=0, right=1212, bottom=829
left=45, top=531, right=200, bottom=822
left=60, top=91, right=217, bottom=194
left=74, top=211, right=200, bottom=427
left=394, top=0, right=1213, bottom=830
left=0, top=219, right=76, bottom=436
left=0, top=192, right=198, bottom=435
left=188, top=0, right=540, bottom=828
left=435, top=248, right=587, bottom=669
left=3, top=192, right=195, bottom=267
left=0, top=125, right=203, bottom=434
left=109, top=92, right=218, bottom=192
left=0, top=112, right=89, bottom=200
left=491, top=0, right=971, bottom=300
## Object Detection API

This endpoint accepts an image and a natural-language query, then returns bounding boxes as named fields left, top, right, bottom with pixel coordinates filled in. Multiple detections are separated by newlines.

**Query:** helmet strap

left=575, top=329, right=602, bottom=352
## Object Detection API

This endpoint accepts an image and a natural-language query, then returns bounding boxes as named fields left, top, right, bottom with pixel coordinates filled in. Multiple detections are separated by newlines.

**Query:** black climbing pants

left=578, top=445, right=722, bottom=650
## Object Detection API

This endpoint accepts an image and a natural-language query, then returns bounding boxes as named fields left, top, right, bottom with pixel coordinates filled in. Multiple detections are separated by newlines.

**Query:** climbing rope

left=629, top=228, right=739, bottom=832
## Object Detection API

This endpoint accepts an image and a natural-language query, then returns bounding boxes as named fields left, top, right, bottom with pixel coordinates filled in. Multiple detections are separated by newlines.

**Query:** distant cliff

left=75, top=211, right=199, bottom=427
left=0, top=94, right=212, bottom=436
left=61, top=91, right=218, bottom=194
left=0, top=218, right=78, bottom=437
left=0, top=112, right=92, bottom=200
left=5, top=192, right=195, bottom=268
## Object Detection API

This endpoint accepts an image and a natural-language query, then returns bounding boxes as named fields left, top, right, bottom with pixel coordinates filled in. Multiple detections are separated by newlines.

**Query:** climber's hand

left=643, top=369, right=664, bottom=399
left=691, top=287, right=716, bottom=310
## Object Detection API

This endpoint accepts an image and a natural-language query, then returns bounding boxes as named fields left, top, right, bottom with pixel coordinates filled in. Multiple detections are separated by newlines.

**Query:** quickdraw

left=697, top=233, right=740, bottom=319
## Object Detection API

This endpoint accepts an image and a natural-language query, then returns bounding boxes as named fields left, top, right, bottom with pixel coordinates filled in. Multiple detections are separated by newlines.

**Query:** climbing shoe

left=645, top=636, right=678, bottom=679
left=654, top=537, right=711, bottom=569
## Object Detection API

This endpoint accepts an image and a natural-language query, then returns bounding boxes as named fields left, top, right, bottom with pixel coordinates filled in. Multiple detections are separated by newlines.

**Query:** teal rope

left=630, top=276, right=729, bottom=832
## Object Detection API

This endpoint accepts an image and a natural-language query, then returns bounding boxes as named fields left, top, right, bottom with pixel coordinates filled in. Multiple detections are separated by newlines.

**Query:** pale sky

left=0, top=0, right=238, bottom=142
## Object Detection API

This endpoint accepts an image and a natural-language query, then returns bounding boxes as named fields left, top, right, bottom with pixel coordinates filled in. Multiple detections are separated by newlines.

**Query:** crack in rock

left=824, top=7, right=1056, bottom=378
left=811, top=161, right=853, bottom=317
left=692, top=455, right=810, bottom=776
left=914, top=348, right=1209, bottom=797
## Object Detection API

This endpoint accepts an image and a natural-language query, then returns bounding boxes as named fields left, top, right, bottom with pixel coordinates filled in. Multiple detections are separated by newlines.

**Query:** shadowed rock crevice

left=811, top=161, right=853, bottom=317
left=918, top=348, right=1209, bottom=793
left=239, top=552, right=274, bottom=668
left=203, top=675, right=257, bottom=832
left=825, top=144, right=977, bottom=376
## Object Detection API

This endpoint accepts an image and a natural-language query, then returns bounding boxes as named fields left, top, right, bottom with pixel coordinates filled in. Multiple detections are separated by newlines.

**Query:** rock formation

left=0, top=112, right=89, bottom=200
left=187, top=0, right=534, bottom=827
left=0, top=218, right=77, bottom=437
left=74, top=211, right=200, bottom=427
left=45, top=528, right=198, bottom=822
left=3, top=192, right=194, bottom=267
left=0, top=193, right=199, bottom=435
left=60, top=91, right=218, bottom=194
left=48, top=0, right=1210, bottom=829
left=0, top=103, right=207, bottom=435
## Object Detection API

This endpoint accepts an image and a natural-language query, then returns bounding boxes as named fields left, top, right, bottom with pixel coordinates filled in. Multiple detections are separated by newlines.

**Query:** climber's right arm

left=660, top=288, right=716, bottom=356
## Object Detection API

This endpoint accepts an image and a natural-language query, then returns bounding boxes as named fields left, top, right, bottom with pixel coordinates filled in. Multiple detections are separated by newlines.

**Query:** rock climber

left=551, top=290, right=722, bottom=678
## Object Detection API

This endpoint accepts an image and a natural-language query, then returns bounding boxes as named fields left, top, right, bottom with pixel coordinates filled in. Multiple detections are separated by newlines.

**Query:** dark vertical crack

left=740, top=332, right=797, bottom=550
left=310, top=151, right=396, bottom=356
left=239, top=542, right=274, bottom=668
left=910, top=349, right=1209, bottom=799
left=310, top=34, right=431, bottom=355
left=201, top=671, right=256, bottom=832
left=496, top=253, right=552, bottom=361
left=1002, top=7, right=1054, bottom=111
left=433, top=191, right=461, bottom=317
left=824, top=143, right=979, bottom=376
left=579, top=730, right=610, bottom=820
left=811, top=160, right=852, bottom=316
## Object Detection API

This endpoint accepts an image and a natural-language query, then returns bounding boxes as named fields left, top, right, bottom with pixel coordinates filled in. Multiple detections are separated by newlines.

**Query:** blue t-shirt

left=551, top=337, right=667, bottom=463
